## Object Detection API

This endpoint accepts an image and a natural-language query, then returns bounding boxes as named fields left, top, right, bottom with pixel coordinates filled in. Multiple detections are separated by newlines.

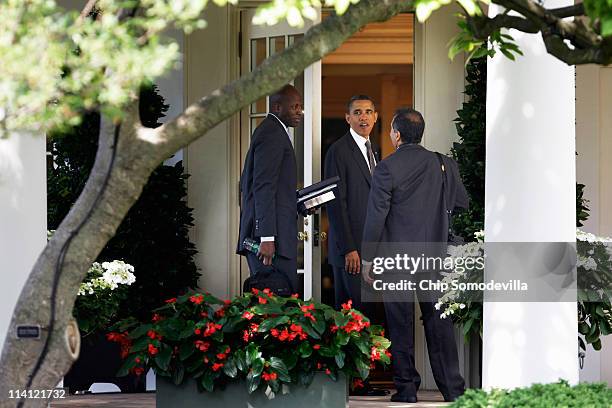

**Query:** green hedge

left=451, top=381, right=612, bottom=408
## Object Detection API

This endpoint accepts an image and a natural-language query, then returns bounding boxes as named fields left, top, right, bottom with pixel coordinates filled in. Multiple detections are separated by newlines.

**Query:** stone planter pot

left=157, top=372, right=348, bottom=408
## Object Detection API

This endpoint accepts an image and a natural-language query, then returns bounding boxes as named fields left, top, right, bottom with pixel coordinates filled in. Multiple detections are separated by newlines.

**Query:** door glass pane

left=269, top=36, right=285, bottom=56
left=251, top=38, right=267, bottom=114
left=293, top=69, right=305, bottom=270
left=250, top=117, right=265, bottom=136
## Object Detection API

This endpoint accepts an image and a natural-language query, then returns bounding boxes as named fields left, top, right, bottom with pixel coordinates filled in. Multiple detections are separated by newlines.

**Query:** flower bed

left=109, top=289, right=391, bottom=395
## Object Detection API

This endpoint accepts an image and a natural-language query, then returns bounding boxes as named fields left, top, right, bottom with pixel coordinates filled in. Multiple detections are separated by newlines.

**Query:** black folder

left=296, top=176, right=340, bottom=216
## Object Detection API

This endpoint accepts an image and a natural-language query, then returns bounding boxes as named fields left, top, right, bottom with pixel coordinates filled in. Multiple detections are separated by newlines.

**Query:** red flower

left=242, top=311, right=254, bottom=320
left=251, top=288, right=260, bottom=295
left=317, top=362, right=323, bottom=369
left=325, top=368, right=331, bottom=375
left=270, top=328, right=279, bottom=337
left=352, top=378, right=364, bottom=389
left=215, top=308, right=225, bottom=318
left=224, top=299, right=231, bottom=305
left=107, top=332, right=132, bottom=359
left=212, top=363, right=224, bottom=371
left=258, top=297, right=268, bottom=304
left=151, top=313, right=162, bottom=322
left=313, top=344, right=321, bottom=350
left=164, top=297, right=177, bottom=304
left=132, top=367, right=145, bottom=376
left=263, top=288, right=272, bottom=295
left=250, top=323, right=259, bottom=332
left=194, top=340, right=210, bottom=352
left=217, top=353, right=227, bottom=360
left=262, top=371, right=278, bottom=381
left=147, top=330, right=157, bottom=339
left=189, top=294, right=204, bottom=304
left=341, top=300, right=353, bottom=310
left=385, top=350, right=392, bottom=359
left=148, top=344, right=159, bottom=356
left=291, top=293, right=299, bottom=299
left=203, top=322, right=222, bottom=337
left=370, top=347, right=381, bottom=361
left=194, top=328, right=201, bottom=335
left=201, top=311, right=209, bottom=318
left=330, top=325, right=338, bottom=333
left=135, top=357, right=141, bottom=363
left=278, top=329, right=290, bottom=341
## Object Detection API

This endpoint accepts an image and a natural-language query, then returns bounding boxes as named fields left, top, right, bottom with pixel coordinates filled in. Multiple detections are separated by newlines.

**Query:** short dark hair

left=269, top=84, right=298, bottom=107
left=346, top=95, right=376, bottom=113
left=392, top=107, right=425, bottom=144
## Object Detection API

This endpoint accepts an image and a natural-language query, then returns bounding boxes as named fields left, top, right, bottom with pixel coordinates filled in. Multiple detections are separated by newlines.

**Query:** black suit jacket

left=361, top=144, right=469, bottom=261
left=324, top=132, right=380, bottom=267
left=237, top=115, right=298, bottom=260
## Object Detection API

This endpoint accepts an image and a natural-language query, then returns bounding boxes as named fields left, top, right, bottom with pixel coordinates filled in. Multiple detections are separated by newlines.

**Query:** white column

left=483, top=0, right=578, bottom=388
left=0, top=132, right=47, bottom=350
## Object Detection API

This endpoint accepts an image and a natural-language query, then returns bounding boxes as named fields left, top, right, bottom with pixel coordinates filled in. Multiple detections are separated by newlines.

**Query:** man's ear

left=345, top=113, right=350, bottom=124
left=270, top=102, right=280, bottom=114
left=374, top=111, right=379, bottom=123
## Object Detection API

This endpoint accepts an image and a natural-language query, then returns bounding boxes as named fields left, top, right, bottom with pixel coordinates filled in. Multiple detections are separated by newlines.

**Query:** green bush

left=451, top=380, right=612, bottom=407
left=47, top=85, right=200, bottom=324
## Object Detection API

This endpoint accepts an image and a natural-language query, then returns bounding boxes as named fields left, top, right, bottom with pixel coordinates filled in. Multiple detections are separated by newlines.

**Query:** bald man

left=237, top=84, right=304, bottom=295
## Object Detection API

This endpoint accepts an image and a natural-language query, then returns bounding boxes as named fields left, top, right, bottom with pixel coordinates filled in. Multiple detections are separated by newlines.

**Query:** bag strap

left=435, top=152, right=453, bottom=225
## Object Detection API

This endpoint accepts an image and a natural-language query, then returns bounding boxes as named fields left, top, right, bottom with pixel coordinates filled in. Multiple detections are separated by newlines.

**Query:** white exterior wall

left=184, top=5, right=236, bottom=300
left=483, top=0, right=578, bottom=388
left=0, top=133, right=47, bottom=350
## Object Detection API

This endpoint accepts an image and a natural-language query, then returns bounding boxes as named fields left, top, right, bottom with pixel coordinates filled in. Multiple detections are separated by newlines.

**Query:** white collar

left=350, top=128, right=370, bottom=147
left=268, top=113, right=289, bottom=136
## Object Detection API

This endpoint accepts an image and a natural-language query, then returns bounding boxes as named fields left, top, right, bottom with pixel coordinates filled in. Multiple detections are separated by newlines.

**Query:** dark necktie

left=365, top=139, right=376, bottom=175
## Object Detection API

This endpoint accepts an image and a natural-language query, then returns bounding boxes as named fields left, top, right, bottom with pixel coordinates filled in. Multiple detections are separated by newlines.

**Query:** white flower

left=459, top=303, right=466, bottom=309
left=78, top=260, right=135, bottom=296
left=434, top=302, right=441, bottom=310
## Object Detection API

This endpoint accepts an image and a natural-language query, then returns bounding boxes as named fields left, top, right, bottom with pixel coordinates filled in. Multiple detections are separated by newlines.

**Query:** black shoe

left=444, top=394, right=462, bottom=402
left=350, top=386, right=390, bottom=396
left=390, top=393, right=418, bottom=403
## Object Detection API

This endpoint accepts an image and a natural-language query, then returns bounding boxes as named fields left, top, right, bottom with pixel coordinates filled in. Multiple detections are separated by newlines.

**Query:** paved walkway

left=50, top=391, right=451, bottom=407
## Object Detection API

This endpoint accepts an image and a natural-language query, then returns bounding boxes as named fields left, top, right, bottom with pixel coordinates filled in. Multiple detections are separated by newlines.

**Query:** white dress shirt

left=350, top=128, right=376, bottom=171
left=261, top=113, right=291, bottom=243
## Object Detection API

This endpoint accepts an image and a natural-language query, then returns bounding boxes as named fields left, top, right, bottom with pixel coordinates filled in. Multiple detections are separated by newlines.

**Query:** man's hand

left=345, top=250, right=361, bottom=275
left=258, top=241, right=275, bottom=266
left=362, top=262, right=375, bottom=285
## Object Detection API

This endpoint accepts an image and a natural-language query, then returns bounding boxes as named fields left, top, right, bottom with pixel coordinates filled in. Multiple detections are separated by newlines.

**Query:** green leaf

left=318, top=346, right=336, bottom=358
left=282, top=352, right=298, bottom=370
left=355, top=357, right=370, bottom=379
left=155, top=344, right=172, bottom=371
left=246, top=344, right=261, bottom=365
left=335, top=350, right=346, bottom=369
left=299, top=321, right=321, bottom=339
left=297, top=341, right=313, bottom=358
left=173, top=363, right=185, bottom=385
left=129, top=324, right=153, bottom=339
left=269, top=357, right=291, bottom=382
left=312, top=314, right=326, bottom=335
left=179, top=342, right=195, bottom=361
left=258, top=315, right=290, bottom=332
left=235, top=349, right=248, bottom=372
left=252, top=357, right=265, bottom=376
left=298, top=370, right=315, bottom=387
left=223, top=357, right=238, bottom=378
left=247, top=370, right=261, bottom=394
left=200, top=372, right=214, bottom=392
left=334, top=331, right=350, bottom=347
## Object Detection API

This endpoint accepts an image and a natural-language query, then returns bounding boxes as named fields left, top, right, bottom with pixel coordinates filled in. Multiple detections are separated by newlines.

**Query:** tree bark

left=0, top=0, right=413, bottom=405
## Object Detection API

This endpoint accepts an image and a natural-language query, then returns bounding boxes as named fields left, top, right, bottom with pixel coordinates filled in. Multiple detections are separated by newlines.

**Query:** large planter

left=157, top=372, right=348, bottom=408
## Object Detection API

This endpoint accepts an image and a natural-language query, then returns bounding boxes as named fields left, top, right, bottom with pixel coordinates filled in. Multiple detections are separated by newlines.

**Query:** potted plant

left=110, top=289, right=391, bottom=407
left=65, top=260, right=141, bottom=393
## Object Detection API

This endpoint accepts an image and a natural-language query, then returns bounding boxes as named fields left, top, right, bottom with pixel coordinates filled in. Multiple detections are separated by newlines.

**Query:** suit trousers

left=246, top=253, right=298, bottom=295
left=383, top=274, right=465, bottom=400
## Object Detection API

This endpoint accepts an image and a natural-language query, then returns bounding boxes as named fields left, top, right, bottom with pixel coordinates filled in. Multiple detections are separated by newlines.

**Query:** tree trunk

left=0, top=1, right=413, bottom=405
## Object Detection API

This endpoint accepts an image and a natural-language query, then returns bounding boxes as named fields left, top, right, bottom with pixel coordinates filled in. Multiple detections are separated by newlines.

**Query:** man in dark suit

left=362, top=108, right=468, bottom=403
left=324, top=95, right=380, bottom=315
left=237, top=84, right=303, bottom=294
left=324, top=95, right=387, bottom=397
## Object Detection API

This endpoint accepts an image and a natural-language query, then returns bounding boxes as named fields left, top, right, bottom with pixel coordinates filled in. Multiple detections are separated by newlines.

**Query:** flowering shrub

left=436, top=230, right=612, bottom=350
left=74, top=260, right=136, bottom=337
left=109, top=289, right=391, bottom=394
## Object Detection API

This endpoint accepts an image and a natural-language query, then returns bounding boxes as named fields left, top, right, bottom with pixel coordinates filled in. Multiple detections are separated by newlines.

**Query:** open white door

left=241, top=9, right=321, bottom=300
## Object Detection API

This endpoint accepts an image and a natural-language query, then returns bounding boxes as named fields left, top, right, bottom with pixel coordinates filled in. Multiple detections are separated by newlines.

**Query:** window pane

left=269, top=36, right=285, bottom=56
left=251, top=38, right=267, bottom=114
left=250, top=117, right=265, bottom=136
